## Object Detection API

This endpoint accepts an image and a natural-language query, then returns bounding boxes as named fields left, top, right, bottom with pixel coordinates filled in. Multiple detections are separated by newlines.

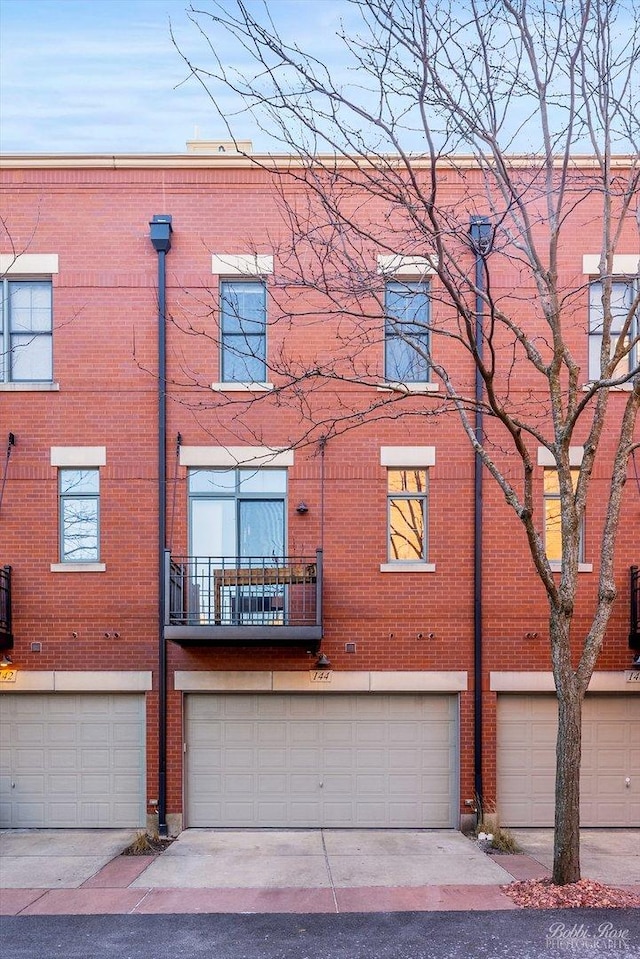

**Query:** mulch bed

left=122, top=834, right=174, bottom=856
left=502, top=878, right=640, bottom=909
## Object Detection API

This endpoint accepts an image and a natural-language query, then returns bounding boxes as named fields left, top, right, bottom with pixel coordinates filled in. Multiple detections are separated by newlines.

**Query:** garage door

left=0, top=693, right=146, bottom=828
left=186, top=693, right=458, bottom=828
left=497, top=694, right=639, bottom=827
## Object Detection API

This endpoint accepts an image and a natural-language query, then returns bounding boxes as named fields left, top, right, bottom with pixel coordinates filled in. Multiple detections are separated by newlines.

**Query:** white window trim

left=582, top=254, right=639, bottom=275
left=376, top=382, right=439, bottom=394
left=51, top=446, right=107, bottom=467
left=377, top=254, right=438, bottom=277
left=0, top=382, right=60, bottom=392
left=381, top=447, right=436, bottom=467
left=537, top=447, right=584, bottom=467
left=380, top=562, right=436, bottom=573
left=549, top=561, right=593, bottom=574
left=180, top=446, right=294, bottom=468
left=50, top=562, right=106, bottom=572
left=210, top=382, right=274, bottom=392
left=0, top=253, right=59, bottom=275
left=211, top=254, right=273, bottom=276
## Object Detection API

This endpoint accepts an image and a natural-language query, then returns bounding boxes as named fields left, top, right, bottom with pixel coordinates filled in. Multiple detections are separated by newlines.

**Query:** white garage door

left=0, top=693, right=146, bottom=828
left=497, top=694, right=639, bottom=827
left=186, top=693, right=458, bottom=828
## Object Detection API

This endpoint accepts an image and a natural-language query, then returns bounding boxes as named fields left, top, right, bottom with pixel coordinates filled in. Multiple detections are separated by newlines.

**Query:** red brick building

left=0, top=146, right=638, bottom=833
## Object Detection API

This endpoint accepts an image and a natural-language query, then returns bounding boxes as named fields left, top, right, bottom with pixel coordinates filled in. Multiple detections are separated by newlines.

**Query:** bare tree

left=175, top=0, right=640, bottom=884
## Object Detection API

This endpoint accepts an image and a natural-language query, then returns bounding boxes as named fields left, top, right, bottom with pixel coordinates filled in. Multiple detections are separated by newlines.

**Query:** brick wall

left=1, top=158, right=637, bottom=821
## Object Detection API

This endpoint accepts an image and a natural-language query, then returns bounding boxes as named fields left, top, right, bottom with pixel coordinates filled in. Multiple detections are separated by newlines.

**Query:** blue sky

left=0, top=0, right=348, bottom=153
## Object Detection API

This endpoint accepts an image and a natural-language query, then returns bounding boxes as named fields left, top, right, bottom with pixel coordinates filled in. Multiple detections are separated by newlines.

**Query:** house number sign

left=310, top=669, right=332, bottom=683
left=0, top=668, right=17, bottom=683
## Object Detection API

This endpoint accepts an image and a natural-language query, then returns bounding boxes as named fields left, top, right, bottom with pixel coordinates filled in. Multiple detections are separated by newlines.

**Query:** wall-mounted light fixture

left=0, top=653, right=13, bottom=668
left=296, top=502, right=309, bottom=514
left=316, top=652, right=331, bottom=668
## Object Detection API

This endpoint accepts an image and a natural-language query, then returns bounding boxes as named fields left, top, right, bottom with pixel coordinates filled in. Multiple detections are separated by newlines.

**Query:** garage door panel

left=498, top=694, right=638, bottom=827
left=322, top=725, right=354, bottom=746
left=290, top=725, right=322, bottom=746
left=49, top=774, right=76, bottom=793
left=289, top=747, right=319, bottom=769
left=323, top=748, right=352, bottom=767
left=50, top=749, right=79, bottom=769
left=0, top=693, right=146, bottom=828
left=186, top=693, right=457, bottom=828
left=258, top=773, right=287, bottom=792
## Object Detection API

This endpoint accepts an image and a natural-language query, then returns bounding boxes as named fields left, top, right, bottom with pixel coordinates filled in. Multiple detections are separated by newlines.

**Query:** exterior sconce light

left=0, top=653, right=13, bottom=668
left=316, top=652, right=331, bottom=668
left=296, top=502, right=309, bottom=514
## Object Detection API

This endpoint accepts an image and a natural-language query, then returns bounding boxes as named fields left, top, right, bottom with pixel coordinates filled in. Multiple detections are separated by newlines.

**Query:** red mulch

left=502, top=878, right=640, bottom=909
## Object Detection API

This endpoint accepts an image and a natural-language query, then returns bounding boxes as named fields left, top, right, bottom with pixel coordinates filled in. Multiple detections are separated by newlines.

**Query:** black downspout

left=469, top=216, right=491, bottom=807
left=149, top=215, right=172, bottom=837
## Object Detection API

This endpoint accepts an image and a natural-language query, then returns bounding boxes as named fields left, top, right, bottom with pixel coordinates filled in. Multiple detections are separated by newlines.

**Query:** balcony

left=164, top=549, right=323, bottom=649
left=630, top=565, right=640, bottom=651
left=0, top=565, right=13, bottom=649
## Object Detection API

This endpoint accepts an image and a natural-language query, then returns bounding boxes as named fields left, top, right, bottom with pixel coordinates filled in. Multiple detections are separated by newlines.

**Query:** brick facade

left=0, top=152, right=638, bottom=831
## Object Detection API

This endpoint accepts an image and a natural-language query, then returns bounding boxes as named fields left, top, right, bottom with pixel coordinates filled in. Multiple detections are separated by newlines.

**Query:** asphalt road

left=2, top=910, right=639, bottom=959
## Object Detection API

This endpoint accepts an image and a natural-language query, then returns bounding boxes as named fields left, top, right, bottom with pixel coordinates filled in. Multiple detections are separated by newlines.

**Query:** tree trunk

left=552, top=684, right=583, bottom=884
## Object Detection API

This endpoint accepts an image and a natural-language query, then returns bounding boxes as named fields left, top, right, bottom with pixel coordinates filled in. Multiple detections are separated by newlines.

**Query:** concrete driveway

left=511, top=829, right=640, bottom=887
left=0, top=829, right=138, bottom=889
left=129, top=829, right=513, bottom=890
left=1, top=827, right=638, bottom=916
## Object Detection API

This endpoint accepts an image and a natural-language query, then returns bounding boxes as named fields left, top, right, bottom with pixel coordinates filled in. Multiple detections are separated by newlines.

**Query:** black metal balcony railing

left=164, top=550, right=322, bottom=648
left=0, top=565, right=13, bottom=648
left=630, top=565, right=640, bottom=650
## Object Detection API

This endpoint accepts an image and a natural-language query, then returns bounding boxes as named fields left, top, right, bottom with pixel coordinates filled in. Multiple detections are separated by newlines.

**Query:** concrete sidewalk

left=1, top=828, right=638, bottom=915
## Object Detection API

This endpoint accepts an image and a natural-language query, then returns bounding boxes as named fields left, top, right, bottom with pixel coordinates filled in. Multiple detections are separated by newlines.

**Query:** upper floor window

left=59, top=469, right=100, bottom=562
left=387, top=468, right=428, bottom=563
left=220, top=280, right=267, bottom=382
left=588, top=279, right=638, bottom=381
left=384, top=281, right=430, bottom=383
left=189, top=468, right=286, bottom=559
left=0, top=279, right=53, bottom=382
left=543, top=469, right=583, bottom=564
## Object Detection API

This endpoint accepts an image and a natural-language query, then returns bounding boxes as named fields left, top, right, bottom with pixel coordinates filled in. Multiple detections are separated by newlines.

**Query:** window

left=220, top=280, right=267, bottom=382
left=0, top=279, right=52, bottom=382
left=384, top=281, right=430, bottom=382
left=588, top=279, right=638, bottom=381
left=387, top=468, right=428, bottom=562
left=59, top=469, right=100, bottom=562
left=188, top=468, right=286, bottom=624
left=543, top=469, right=582, bottom=564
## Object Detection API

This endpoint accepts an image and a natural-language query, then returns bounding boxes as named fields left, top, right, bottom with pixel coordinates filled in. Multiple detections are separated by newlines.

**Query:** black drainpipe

left=469, top=216, right=491, bottom=807
left=149, top=215, right=173, bottom=837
